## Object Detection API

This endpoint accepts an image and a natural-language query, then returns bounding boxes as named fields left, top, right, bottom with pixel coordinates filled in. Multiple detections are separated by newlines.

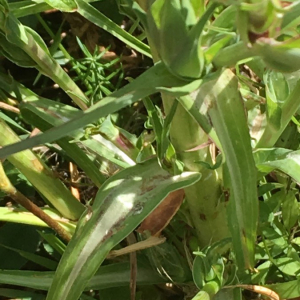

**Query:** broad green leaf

left=177, top=94, right=221, bottom=150
left=193, top=255, right=210, bottom=289
left=212, top=41, right=254, bottom=69
left=184, top=69, right=258, bottom=270
left=272, top=257, right=300, bottom=276
left=46, top=159, right=200, bottom=300
left=0, top=32, right=36, bottom=67
left=254, top=148, right=300, bottom=183
left=204, top=34, right=235, bottom=64
left=253, top=38, right=300, bottom=73
left=146, top=0, right=217, bottom=79
left=266, top=279, right=300, bottom=299
left=0, top=62, right=201, bottom=158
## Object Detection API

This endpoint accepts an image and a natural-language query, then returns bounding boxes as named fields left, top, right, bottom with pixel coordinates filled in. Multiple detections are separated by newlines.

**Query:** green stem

left=140, top=0, right=230, bottom=247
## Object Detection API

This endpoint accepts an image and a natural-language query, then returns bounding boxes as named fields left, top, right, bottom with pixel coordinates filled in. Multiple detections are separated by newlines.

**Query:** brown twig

left=126, top=233, right=137, bottom=300
left=223, top=284, right=280, bottom=300
left=0, top=102, right=20, bottom=114
left=106, top=236, right=166, bottom=259
left=0, top=161, right=72, bottom=242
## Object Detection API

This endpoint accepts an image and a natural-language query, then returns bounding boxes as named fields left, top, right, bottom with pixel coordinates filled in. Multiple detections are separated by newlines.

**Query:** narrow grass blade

left=0, top=244, right=57, bottom=270
left=0, top=288, right=44, bottom=299
left=0, top=119, right=84, bottom=220
left=0, top=62, right=201, bottom=158
left=75, top=0, right=151, bottom=58
left=0, top=207, right=76, bottom=234
left=10, top=1, right=51, bottom=18
left=0, top=260, right=166, bottom=291
left=20, top=97, right=106, bottom=187
left=0, top=2, right=89, bottom=110
left=46, top=159, right=200, bottom=300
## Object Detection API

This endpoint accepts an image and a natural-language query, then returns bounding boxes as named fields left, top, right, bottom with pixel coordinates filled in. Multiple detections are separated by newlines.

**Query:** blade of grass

left=0, top=160, right=72, bottom=242
left=0, top=260, right=167, bottom=291
left=0, top=62, right=201, bottom=158
left=0, top=1, right=89, bottom=110
left=75, top=0, right=151, bottom=58
left=20, top=97, right=106, bottom=187
left=0, top=119, right=84, bottom=220
left=0, top=207, right=76, bottom=234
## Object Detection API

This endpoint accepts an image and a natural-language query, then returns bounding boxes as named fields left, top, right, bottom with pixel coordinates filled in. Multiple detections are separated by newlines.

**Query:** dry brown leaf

left=137, top=189, right=185, bottom=236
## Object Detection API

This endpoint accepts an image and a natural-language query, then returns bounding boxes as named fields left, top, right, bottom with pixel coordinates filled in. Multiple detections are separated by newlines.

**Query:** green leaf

left=0, top=62, right=201, bottom=158
left=0, top=207, right=76, bottom=234
left=185, top=69, right=258, bottom=270
left=193, top=255, right=210, bottom=289
left=0, top=260, right=166, bottom=291
left=282, top=190, right=299, bottom=231
left=0, top=288, right=44, bottom=300
left=0, top=244, right=57, bottom=270
left=191, top=291, right=210, bottom=300
left=264, top=71, right=289, bottom=130
left=265, top=279, right=300, bottom=299
left=10, top=1, right=51, bottom=18
left=44, top=0, right=77, bottom=12
left=146, top=0, right=217, bottom=79
left=46, top=159, right=200, bottom=300
left=0, top=223, right=39, bottom=269
left=254, top=148, right=300, bottom=183
left=145, top=238, right=191, bottom=282
left=272, top=257, right=300, bottom=276
left=0, top=119, right=84, bottom=220
left=75, top=0, right=151, bottom=57
left=0, top=32, right=36, bottom=67
left=20, top=97, right=106, bottom=187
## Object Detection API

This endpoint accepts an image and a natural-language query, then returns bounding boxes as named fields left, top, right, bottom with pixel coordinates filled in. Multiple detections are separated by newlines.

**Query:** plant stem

left=140, top=1, right=230, bottom=247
